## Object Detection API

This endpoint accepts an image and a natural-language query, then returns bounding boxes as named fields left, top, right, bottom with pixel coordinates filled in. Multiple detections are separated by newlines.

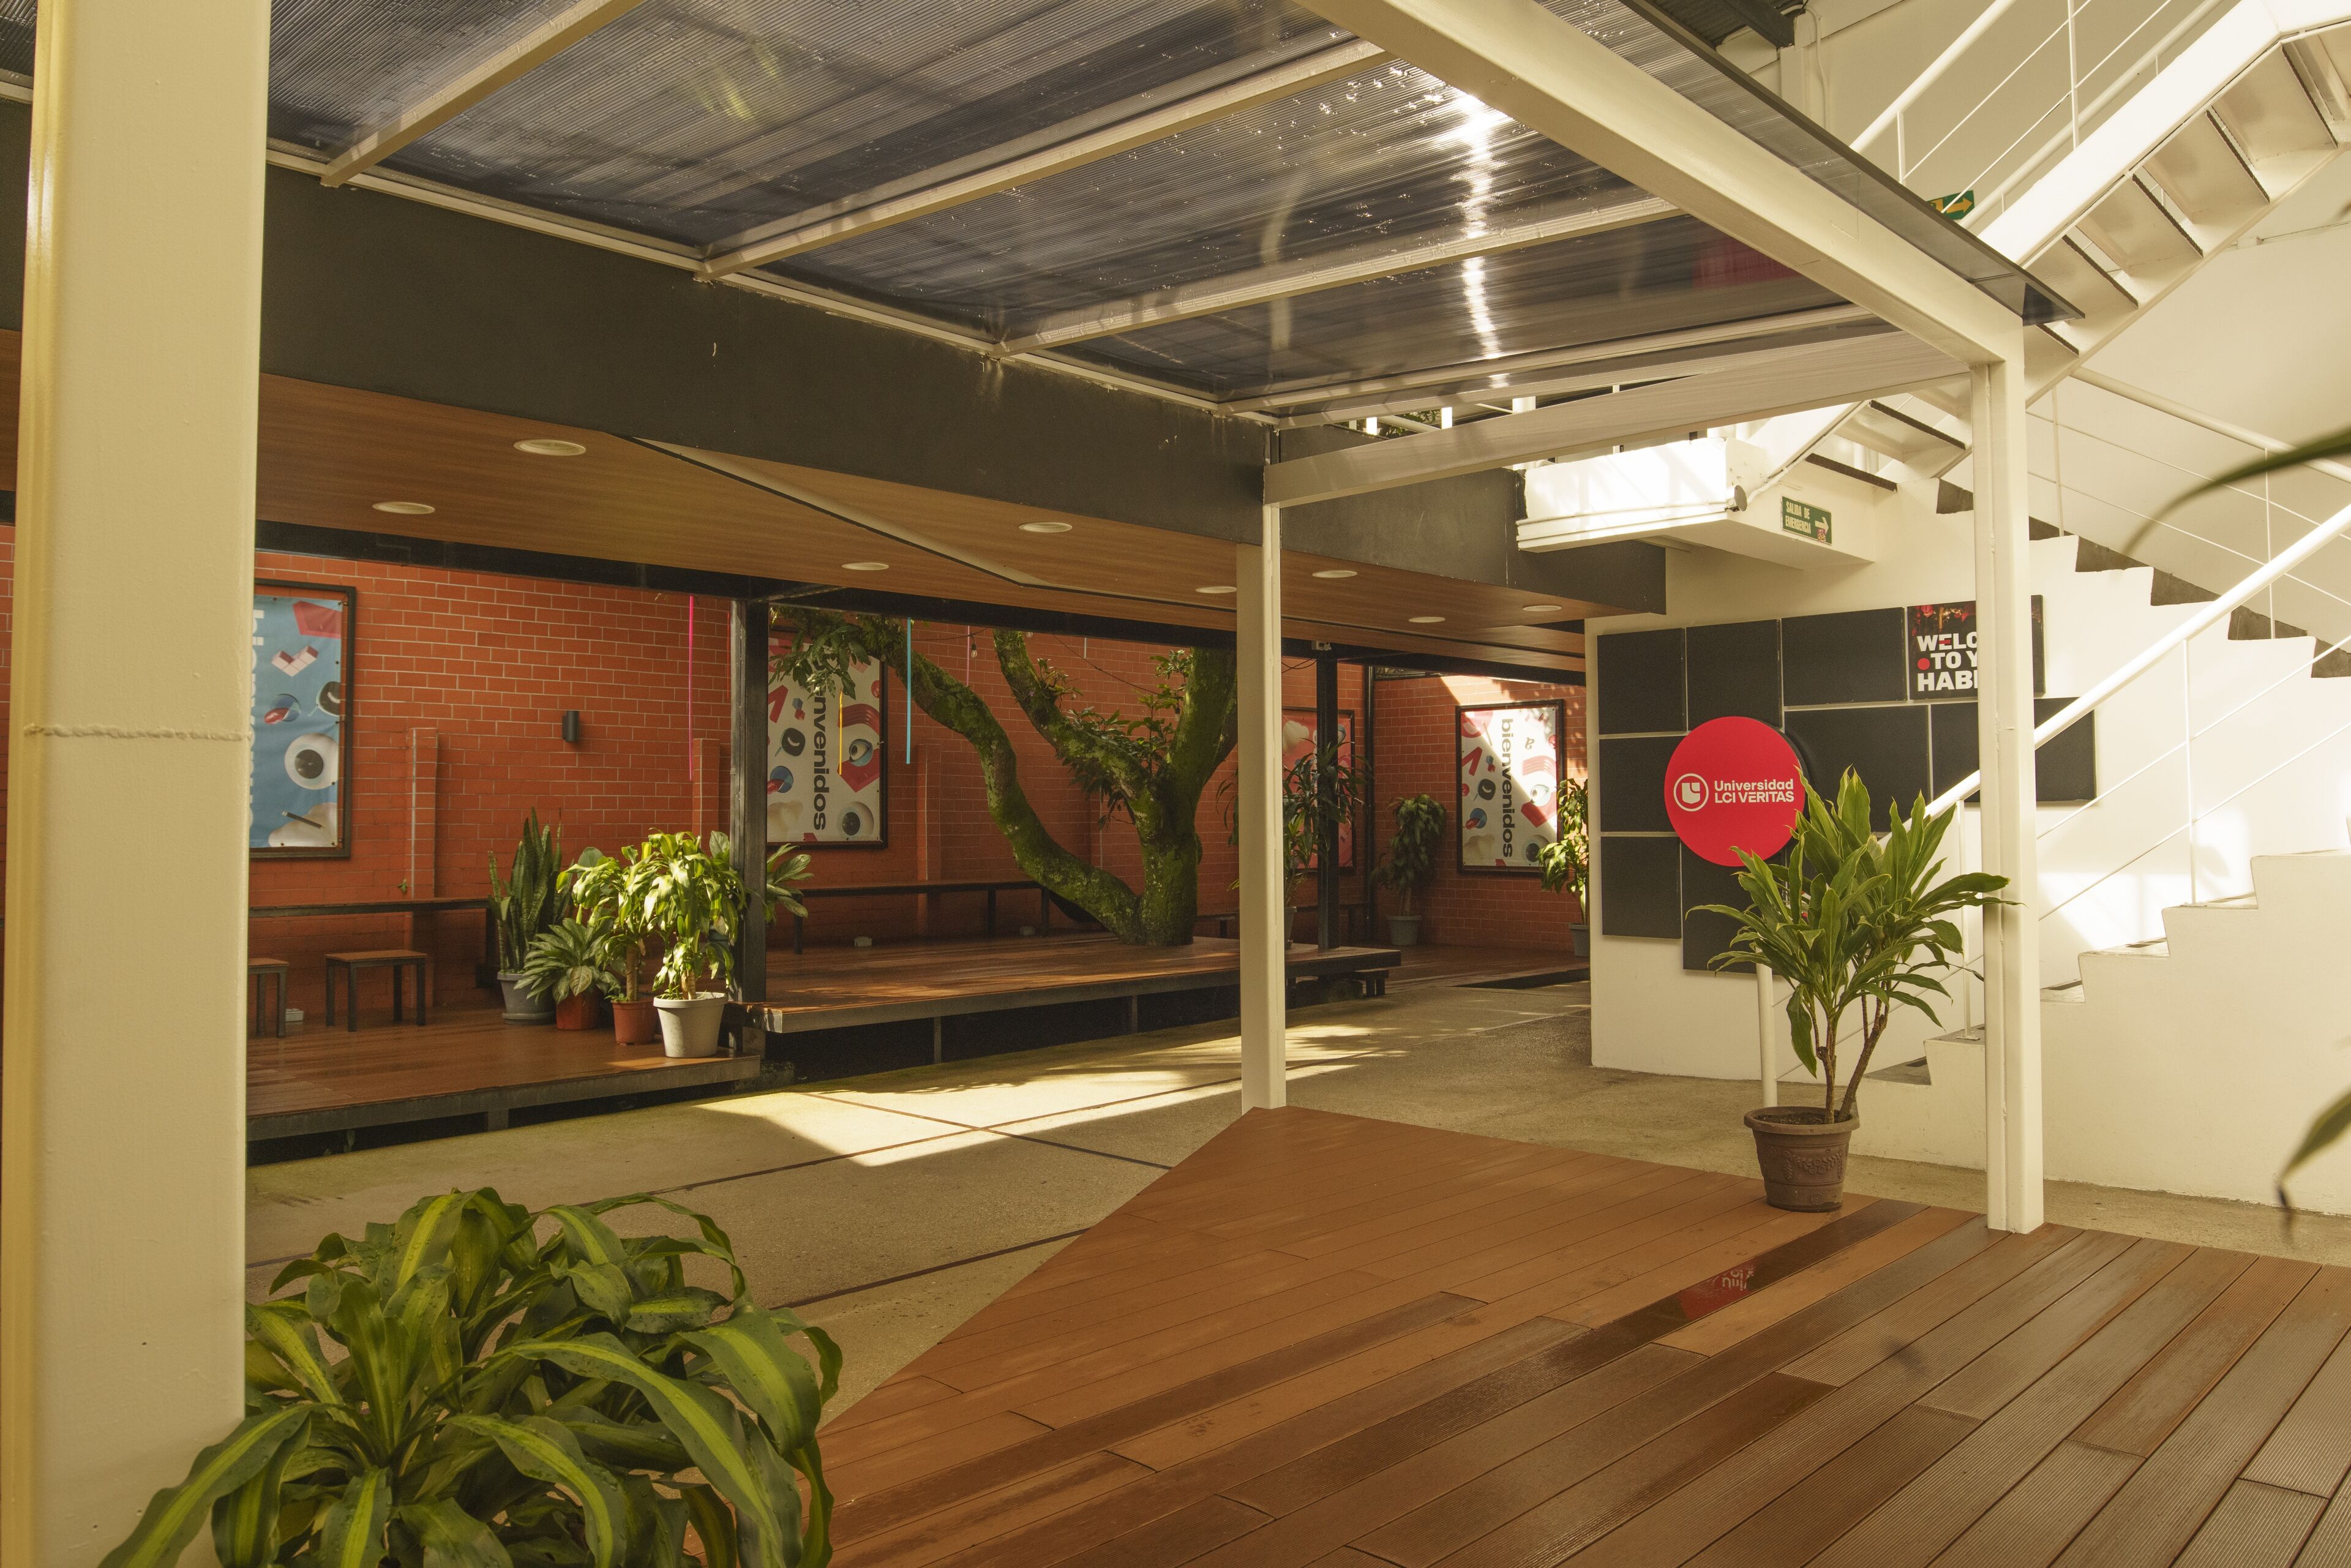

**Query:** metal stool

left=323, top=949, right=432, bottom=1032
left=247, top=956, right=290, bottom=1037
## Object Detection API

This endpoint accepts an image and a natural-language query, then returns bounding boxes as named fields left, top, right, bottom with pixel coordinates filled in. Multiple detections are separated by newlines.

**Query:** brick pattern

left=1369, top=673, right=1587, bottom=952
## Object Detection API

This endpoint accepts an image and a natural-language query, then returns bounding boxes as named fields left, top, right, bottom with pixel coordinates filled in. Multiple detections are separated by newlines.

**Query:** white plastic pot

left=653, top=993, right=728, bottom=1058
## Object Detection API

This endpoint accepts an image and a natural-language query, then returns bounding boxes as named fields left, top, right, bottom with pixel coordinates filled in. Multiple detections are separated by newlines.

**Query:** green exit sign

left=1932, top=189, right=1976, bottom=219
left=1782, top=497, right=1832, bottom=544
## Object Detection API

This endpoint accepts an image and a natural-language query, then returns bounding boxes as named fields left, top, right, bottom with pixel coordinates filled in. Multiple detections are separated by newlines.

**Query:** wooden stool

left=247, top=957, right=289, bottom=1037
left=323, top=950, right=432, bottom=1032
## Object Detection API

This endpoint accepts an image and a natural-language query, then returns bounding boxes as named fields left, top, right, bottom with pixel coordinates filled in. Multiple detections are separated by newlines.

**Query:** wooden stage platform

left=821, top=1108, right=2351, bottom=1567
left=248, top=933, right=1404, bottom=1144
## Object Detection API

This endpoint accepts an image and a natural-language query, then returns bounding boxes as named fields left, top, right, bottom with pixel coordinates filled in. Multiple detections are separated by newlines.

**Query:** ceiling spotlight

left=1522, top=602, right=1564, bottom=613
left=1311, top=568, right=1357, bottom=579
left=1019, top=520, right=1073, bottom=534
left=1196, top=585, right=1237, bottom=595
left=372, top=501, right=436, bottom=516
left=1409, top=615, right=1446, bottom=625
left=514, top=438, right=587, bottom=457
left=842, top=561, right=890, bottom=572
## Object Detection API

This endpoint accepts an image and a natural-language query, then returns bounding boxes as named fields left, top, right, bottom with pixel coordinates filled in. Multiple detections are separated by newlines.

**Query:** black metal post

left=1360, top=661, right=1377, bottom=943
left=1316, top=647, right=1339, bottom=951
left=729, top=599, right=770, bottom=1025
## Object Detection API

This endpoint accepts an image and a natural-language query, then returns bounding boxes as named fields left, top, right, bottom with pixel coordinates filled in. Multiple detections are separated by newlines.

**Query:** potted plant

left=1697, top=769, right=2009, bottom=1211
left=101, top=1186, right=839, bottom=1568
left=1536, top=775, right=1591, bottom=956
left=1221, top=740, right=1363, bottom=939
left=564, top=845, right=662, bottom=1045
left=627, top=831, right=749, bottom=1058
left=1373, top=794, right=1444, bottom=946
left=489, top=809, right=566, bottom=1023
left=521, top=917, right=618, bottom=1032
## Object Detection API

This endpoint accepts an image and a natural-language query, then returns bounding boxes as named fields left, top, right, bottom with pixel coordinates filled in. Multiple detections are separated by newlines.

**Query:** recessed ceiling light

left=1196, top=585, right=1237, bottom=595
left=372, top=501, right=435, bottom=516
left=1409, top=615, right=1446, bottom=625
left=1522, top=602, right=1564, bottom=613
left=842, top=561, right=890, bottom=572
left=514, top=438, right=587, bottom=457
left=1311, top=568, right=1357, bottom=579
left=1019, top=520, right=1073, bottom=534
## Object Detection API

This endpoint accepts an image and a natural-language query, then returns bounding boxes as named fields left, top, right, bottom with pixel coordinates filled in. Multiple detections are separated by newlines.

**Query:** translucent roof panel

left=767, top=58, right=1641, bottom=336
left=1051, top=217, right=1843, bottom=397
left=269, top=0, right=599, bottom=154
left=377, top=0, right=1344, bottom=250
left=0, top=2, right=29, bottom=78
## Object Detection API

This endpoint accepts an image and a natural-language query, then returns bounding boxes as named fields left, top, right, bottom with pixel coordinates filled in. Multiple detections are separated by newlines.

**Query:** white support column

left=1, top=0, right=270, bottom=1559
left=1970, top=351, right=2045, bottom=1233
left=1237, top=505, right=1287, bottom=1110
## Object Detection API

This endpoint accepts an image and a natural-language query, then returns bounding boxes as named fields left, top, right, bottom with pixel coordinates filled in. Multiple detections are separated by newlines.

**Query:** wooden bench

left=787, top=879, right=1052, bottom=953
left=248, top=957, right=289, bottom=1038
left=1195, top=899, right=1375, bottom=942
left=252, top=897, right=495, bottom=987
left=323, top=949, right=432, bottom=1032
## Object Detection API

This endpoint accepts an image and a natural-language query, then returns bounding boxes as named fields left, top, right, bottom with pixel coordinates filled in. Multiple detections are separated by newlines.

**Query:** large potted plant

left=1697, top=769, right=2009, bottom=1211
left=640, top=831, right=749, bottom=1058
left=522, top=917, right=618, bottom=1032
left=1221, top=740, right=1363, bottom=939
left=1536, top=776, right=1591, bottom=956
left=1373, top=794, right=1443, bottom=947
left=565, top=844, right=661, bottom=1045
left=100, top=1187, right=839, bottom=1568
left=490, top=809, right=566, bottom=1023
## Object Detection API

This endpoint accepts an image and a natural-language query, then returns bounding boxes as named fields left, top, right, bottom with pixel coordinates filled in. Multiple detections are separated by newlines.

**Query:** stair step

left=1867, top=1057, right=1932, bottom=1085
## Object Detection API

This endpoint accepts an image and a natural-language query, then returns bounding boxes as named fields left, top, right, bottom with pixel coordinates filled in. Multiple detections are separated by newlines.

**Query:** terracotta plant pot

left=610, top=998, right=660, bottom=1045
left=1745, top=1106, right=1858, bottom=1212
left=553, top=993, right=598, bottom=1032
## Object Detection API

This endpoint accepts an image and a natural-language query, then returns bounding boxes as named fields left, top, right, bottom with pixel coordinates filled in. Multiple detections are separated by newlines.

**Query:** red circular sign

left=1664, top=717, right=1805, bottom=866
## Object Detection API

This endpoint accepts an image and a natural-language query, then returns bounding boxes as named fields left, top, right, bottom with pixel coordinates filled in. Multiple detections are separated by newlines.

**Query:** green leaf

left=551, top=1412, right=692, bottom=1474
left=208, top=1429, right=292, bottom=1568
left=99, top=1405, right=310, bottom=1568
left=547, top=1206, right=633, bottom=1272
left=314, top=1467, right=395, bottom=1568
left=683, top=1309, right=823, bottom=1456
left=500, top=1335, right=797, bottom=1568
left=564, top=1261, right=637, bottom=1323
left=450, top=1416, right=625, bottom=1568
left=247, top=1302, right=343, bottom=1407
left=2281, top=1082, right=2351, bottom=1201
left=626, top=1289, right=730, bottom=1335
left=398, top=1498, right=517, bottom=1568
left=679, top=1485, right=740, bottom=1568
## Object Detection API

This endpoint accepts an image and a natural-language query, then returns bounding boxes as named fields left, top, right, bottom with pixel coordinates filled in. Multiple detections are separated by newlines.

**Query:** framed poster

left=1457, top=700, right=1565, bottom=873
left=766, top=640, right=888, bottom=846
left=251, top=581, right=353, bottom=858
left=1281, top=706, right=1355, bottom=872
left=1905, top=597, right=2045, bottom=700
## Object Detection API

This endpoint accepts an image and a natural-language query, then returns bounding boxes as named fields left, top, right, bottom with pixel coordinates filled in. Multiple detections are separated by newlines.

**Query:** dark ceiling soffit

left=252, top=517, right=1581, bottom=680
left=1708, top=0, right=1798, bottom=48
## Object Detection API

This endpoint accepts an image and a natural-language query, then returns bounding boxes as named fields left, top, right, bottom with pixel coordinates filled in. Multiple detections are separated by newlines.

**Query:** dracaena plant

left=1695, top=769, right=2011, bottom=1123
left=103, top=1188, right=839, bottom=1568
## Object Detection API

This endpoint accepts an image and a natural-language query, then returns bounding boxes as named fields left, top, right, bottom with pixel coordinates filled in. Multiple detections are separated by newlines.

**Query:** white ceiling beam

left=1300, top=0, right=2028, bottom=366
left=321, top=0, right=648, bottom=187
left=997, top=191, right=1676, bottom=354
left=1224, top=302, right=1878, bottom=413
left=1262, top=331, right=1962, bottom=505
left=698, top=39, right=1387, bottom=281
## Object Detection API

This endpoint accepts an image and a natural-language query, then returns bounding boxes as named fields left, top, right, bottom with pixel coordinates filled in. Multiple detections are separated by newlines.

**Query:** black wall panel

left=1600, top=836, right=1682, bottom=937
left=1597, top=628, right=1686, bottom=734
left=1785, top=704, right=1932, bottom=827
left=1679, top=849, right=1753, bottom=973
left=1597, top=735, right=1679, bottom=833
left=1686, top=620, right=1783, bottom=727
left=1783, top=608, right=1908, bottom=706
left=1929, top=699, right=2099, bottom=803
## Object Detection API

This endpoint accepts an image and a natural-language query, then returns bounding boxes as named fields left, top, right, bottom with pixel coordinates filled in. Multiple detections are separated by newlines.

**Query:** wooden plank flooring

left=823, top=1107, right=2351, bottom=1567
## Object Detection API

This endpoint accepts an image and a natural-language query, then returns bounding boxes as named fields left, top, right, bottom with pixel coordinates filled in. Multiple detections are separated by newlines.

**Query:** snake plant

left=102, top=1189, right=838, bottom=1568
left=490, top=810, right=568, bottom=971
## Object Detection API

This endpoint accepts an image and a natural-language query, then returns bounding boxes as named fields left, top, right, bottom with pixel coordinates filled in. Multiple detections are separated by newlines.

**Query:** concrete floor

left=244, top=978, right=2351, bottom=1417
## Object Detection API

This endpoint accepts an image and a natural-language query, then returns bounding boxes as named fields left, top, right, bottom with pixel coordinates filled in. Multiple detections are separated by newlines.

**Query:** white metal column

left=1237, top=505, right=1287, bottom=1109
left=1971, top=351, right=2045, bottom=1232
left=1, top=0, right=271, bottom=1557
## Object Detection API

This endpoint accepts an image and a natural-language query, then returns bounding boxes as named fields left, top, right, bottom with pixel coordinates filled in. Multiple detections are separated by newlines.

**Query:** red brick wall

left=1368, top=673, right=1588, bottom=953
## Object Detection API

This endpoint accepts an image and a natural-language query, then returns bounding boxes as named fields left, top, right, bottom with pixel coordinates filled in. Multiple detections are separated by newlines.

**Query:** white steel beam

left=321, top=0, right=647, bottom=186
left=1262, top=331, right=1959, bottom=505
left=997, top=191, right=1676, bottom=354
left=699, top=39, right=1387, bottom=280
left=1237, top=506, right=1288, bottom=1109
left=1300, top=0, right=2028, bottom=364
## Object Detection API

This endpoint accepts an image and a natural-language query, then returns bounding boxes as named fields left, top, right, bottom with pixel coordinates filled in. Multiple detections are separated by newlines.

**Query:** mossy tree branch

left=771, top=609, right=1237, bottom=945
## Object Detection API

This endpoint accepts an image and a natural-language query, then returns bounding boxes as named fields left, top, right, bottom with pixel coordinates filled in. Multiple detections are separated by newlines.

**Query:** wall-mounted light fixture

left=561, top=710, right=582, bottom=745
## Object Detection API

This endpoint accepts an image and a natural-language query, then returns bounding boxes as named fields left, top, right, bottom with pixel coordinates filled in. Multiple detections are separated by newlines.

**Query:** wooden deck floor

left=822, top=1106, right=2351, bottom=1567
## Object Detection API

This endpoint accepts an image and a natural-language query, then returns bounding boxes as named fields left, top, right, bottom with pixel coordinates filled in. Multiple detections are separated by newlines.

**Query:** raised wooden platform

left=762, top=933, right=1400, bottom=1035
left=246, top=1008, right=759, bottom=1142
left=822, top=1107, right=2351, bottom=1567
